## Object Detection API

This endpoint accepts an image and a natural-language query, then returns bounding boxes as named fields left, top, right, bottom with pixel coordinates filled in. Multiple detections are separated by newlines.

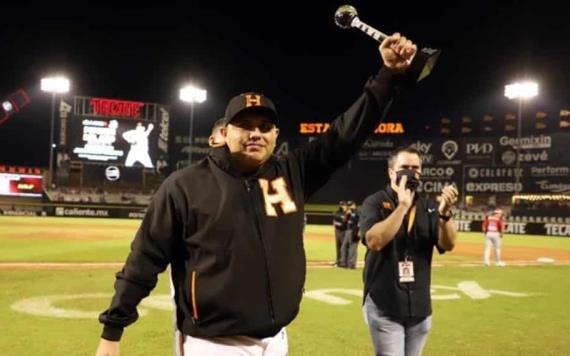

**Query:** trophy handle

left=334, top=5, right=441, bottom=82
left=350, top=17, right=388, bottom=43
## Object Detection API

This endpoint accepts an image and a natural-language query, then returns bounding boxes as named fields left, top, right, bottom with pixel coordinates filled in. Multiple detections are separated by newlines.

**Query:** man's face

left=389, top=152, right=422, bottom=188
left=222, top=113, right=279, bottom=170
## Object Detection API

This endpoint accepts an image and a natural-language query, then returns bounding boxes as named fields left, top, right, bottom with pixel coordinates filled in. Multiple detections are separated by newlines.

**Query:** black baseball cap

left=225, top=92, right=277, bottom=124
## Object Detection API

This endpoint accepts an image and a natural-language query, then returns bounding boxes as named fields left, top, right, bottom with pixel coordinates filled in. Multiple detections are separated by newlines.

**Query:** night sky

left=1, top=0, right=569, bottom=167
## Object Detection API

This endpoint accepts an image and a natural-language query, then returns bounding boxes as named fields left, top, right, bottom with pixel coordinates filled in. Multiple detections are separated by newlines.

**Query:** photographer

left=359, top=146, right=458, bottom=356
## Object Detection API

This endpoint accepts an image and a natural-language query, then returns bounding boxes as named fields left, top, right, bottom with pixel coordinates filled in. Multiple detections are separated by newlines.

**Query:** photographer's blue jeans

left=363, top=294, right=431, bottom=356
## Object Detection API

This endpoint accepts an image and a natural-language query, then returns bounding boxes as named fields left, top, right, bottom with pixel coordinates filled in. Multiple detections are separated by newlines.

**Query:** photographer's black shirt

left=359, top=186, right=444, bottom=318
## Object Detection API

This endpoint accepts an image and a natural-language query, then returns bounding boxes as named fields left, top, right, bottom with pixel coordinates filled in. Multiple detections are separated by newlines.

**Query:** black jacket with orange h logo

left=99, top=67, right=404, bottom=341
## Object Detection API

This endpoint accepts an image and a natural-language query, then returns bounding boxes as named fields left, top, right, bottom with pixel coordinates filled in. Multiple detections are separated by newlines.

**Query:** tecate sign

left=544, top=224, right=570, bottom=237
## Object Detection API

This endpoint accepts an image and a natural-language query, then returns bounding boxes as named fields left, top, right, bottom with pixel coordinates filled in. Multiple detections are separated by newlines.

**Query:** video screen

left=67, top=118, right=159, bottom=169
left=0, top=173, right=43, bottom=197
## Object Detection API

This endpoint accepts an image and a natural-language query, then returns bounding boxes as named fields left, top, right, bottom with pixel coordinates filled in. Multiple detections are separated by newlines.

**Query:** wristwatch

left=439, top=211, right=454, bottom=221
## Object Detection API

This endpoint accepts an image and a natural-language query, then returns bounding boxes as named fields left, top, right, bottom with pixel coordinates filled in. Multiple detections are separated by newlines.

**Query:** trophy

left=334, top=5, right=440, bottom=82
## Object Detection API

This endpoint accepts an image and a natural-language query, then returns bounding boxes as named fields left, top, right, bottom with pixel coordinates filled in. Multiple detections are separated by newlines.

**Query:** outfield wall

left=1, top=203, right=569, bottom=237
left=306, top=213, right=570, bottom=237
left=0, top=202, right=146, bottom=219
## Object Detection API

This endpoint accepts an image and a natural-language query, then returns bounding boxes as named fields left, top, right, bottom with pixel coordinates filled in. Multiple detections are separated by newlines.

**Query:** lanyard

left=404, top=204, right=417, bottom=259
left=407, top=205, right=416, bottom=234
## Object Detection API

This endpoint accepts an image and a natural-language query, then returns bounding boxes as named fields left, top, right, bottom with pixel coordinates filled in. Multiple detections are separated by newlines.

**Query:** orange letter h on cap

left=245, top=94, right=262, bottom=107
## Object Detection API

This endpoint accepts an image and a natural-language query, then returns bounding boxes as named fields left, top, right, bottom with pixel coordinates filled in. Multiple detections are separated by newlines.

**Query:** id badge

left=398, top=261, right=415, bottom=283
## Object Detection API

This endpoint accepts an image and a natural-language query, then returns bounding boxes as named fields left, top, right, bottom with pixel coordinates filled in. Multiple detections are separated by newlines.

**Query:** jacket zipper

left=245, top=179, right=276, bottom=325
left=190, top=270, right=199, bottom=322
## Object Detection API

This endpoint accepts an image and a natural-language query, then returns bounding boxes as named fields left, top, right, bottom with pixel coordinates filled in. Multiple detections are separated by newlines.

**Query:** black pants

left=335, top=228, right=344, bottom=265
left=340, top=229, right=358, bottom=268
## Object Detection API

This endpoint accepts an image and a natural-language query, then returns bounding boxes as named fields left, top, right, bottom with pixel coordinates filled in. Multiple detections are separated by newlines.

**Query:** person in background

left=340, top=200, right=359, bottom=269
left=333, top=201, right=348, bottom=266
left=208, top=117, right=227, bottom=148
left=483, top=208, right=506, bottom=267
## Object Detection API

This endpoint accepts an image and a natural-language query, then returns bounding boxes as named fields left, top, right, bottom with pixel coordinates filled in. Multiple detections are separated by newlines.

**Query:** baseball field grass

left=1, top=216, right=569, bottom=355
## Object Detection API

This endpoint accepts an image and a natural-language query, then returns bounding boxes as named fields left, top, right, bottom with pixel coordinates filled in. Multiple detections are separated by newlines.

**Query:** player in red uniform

left=482, top=208, right=506, bottom=266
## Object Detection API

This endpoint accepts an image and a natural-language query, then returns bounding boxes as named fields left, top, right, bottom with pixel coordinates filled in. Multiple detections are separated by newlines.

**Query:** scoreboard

left=68, top=118, right=157, bottom=167
left=55, top=96, right=169, bottom=188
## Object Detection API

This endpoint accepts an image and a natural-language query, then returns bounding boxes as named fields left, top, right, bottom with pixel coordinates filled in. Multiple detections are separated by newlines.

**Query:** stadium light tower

left=504, top=80, right=539, bottom=189
left=41, top=76, right=70, bottom=188
left=179, top=84, right=207, bottom=166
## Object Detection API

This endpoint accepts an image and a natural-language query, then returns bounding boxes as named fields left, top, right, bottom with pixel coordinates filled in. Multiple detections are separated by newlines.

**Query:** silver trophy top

left=334, top=5, right=359, bottom=29
left=334, top=5, right=388, bottom=42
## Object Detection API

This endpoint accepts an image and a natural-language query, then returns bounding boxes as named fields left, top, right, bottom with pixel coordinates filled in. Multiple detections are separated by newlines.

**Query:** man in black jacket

left=96, top=33, right=417, bottom=356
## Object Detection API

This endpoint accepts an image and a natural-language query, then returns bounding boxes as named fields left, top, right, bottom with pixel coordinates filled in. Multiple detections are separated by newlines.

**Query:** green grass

left=0, top=269, right=171, bottom=355
left=426, top=266, right=570, bottom=355
left=1, top=266, right=569, bottom=355
left=1, top=216, right=570, bottom=355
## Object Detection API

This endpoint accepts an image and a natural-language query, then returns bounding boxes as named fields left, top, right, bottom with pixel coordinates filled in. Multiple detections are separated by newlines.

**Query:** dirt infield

left=0, top=221, right=137, bottom=231
left=2, top=221, right=135, bottom=241
left=0, top=262, right=124, bottom=269
left=2, top=232, right=569, bottom=269
left=4, top=232, right=126, bottom=241
left=304, top=232, right=570, bottom=264
left=447, top=242, right=570, bottom=261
